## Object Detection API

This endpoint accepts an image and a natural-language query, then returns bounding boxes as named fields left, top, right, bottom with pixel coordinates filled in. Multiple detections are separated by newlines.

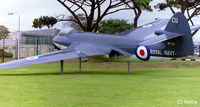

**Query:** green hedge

left=0, top=51, right=13, bottom=58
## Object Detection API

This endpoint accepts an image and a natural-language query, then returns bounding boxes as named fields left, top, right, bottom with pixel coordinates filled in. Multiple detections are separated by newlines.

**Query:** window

left=24, top=35, right=53, bottom=45
left=21, top=47, right=25, bottom=50
left=44, top=37, right=48, bottom=44
left=26, top=36, right=31, bottom=44
left=30, top=36, right=36, bottom=44
left=30, top=48, right=34, bottom=51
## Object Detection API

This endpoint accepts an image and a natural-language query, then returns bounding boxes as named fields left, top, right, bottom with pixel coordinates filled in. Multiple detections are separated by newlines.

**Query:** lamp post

left=8, top=12, right=20, bottom=60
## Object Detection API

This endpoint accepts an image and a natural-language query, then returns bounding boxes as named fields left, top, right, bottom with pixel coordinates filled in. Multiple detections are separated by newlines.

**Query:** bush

left=0, top=51, right=13, bottom=58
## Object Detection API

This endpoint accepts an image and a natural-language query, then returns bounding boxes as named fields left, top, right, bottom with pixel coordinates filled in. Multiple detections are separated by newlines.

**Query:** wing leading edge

left=117, top=19, right=169, bottom=40
left=0, top=42, right=108, bottom=70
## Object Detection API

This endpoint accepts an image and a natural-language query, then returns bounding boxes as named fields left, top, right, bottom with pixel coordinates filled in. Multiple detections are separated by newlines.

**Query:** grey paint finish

left=0, top=12, right=198, bottom=70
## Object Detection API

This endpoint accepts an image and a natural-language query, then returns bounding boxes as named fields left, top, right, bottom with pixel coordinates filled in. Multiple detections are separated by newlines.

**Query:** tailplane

left=139, top=12, right=194, bottom=57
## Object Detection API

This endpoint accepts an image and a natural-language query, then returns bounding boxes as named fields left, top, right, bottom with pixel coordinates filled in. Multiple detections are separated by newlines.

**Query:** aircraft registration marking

left=172, top=17, right=178, bottom=23
left=150, top=49, right=176, bottom=56
left=150, top=49, right=162, bottom=55
left=164, top=50, right=176, bottom=56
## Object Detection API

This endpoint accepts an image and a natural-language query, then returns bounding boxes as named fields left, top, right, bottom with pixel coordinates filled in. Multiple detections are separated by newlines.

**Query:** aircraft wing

left=117, top=19, right=169, bottom=40
left=139, top=32, right=183, bottom=46
left=0, top=42, right=109, bottom=70
left=190, top=25, right=200, bottom=31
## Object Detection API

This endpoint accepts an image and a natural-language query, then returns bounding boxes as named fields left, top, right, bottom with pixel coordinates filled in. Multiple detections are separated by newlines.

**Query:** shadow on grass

left=0, top=71, right=130, bottom=76
left=0, top=69, right=190, bottom=77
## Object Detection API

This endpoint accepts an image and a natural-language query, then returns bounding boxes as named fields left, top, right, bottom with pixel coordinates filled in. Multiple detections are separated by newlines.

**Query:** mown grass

left=0, top=60, right=200, bottom=107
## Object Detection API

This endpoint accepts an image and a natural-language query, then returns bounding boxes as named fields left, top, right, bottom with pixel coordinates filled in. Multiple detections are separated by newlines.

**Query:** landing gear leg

left=79, top=57, right=82, bottom=72
left=60, top=60, right=64, bottom=75
left=128, top=62, right=131, bottom=74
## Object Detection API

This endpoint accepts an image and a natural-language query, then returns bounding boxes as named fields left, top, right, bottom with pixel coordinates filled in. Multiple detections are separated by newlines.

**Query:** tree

left=154, top=0, right=200, bottom=26
left=0, top=25, right=10, bottom=40
left=98, top=19, right=132, bottom=34
left=33, top=16, right=57, bottom=29
left=33, top=0, right=152, bottom=31
left=65, top=14, right=87, bottom=31
left=124, top=0, right=153, bottom=28
left=33, top=0, right=133, bottom=32
left=0, top=25, right=10, bottom=62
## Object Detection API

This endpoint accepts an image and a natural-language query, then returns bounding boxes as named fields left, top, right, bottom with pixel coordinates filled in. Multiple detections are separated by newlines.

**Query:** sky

left=0, top=0, right=64, bottom=31
left=0, top=0, right=173, bottom=31
left=0, top=0, right=200, bottom=42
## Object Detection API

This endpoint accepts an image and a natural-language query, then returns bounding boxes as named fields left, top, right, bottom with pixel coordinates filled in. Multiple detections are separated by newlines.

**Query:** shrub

left=0, top=51, right=13, bottom=58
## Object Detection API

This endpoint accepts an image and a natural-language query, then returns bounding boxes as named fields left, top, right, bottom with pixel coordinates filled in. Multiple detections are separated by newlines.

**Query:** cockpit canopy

left=58, top=29, right=78, bottom=36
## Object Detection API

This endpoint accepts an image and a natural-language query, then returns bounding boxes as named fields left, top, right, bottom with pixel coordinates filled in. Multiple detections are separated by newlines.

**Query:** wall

left=0, top=44, right=55, bottom=58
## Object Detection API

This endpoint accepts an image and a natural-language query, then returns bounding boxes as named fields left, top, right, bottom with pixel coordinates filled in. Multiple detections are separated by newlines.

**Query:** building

left=194, top=42, right=200, bottom=56
left=21, top=28, right=60, bottom=58
left=0, top=28, right=60, bottom=58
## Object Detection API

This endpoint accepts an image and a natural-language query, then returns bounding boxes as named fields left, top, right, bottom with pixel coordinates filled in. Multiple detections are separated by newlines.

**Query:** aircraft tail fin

left=165, top=12, right=191, bottom=35
left=164, top=12, right=194, bottom=56
left=139, top=12, right=194, bottom=57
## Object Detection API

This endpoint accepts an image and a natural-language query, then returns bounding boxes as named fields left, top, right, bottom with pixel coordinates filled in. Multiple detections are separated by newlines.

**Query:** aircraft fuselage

left=53, top=31, right=178, bottom=62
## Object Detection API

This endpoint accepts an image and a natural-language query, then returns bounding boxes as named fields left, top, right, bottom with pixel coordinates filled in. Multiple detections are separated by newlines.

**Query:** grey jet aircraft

left=0, top=12, right=199, bottom=73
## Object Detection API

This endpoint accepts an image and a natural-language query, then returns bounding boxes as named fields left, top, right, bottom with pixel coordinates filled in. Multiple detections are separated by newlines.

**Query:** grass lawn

left=0, top=60, right=199, bottom=107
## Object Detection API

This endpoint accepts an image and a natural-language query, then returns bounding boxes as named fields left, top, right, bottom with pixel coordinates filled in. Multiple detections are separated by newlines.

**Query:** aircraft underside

left=88, top=55, right=174, bottom=62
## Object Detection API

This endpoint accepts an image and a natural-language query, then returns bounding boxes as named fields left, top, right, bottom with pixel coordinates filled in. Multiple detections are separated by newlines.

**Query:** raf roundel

left=26, top=56, right=39, bottom=60
left=143, top=24, right=152, bottom=28
left=135, top=45, right=150, bottom=61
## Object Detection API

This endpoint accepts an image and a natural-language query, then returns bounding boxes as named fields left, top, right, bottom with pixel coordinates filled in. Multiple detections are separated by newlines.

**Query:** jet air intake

left=108, top=50, right=124, bottom=58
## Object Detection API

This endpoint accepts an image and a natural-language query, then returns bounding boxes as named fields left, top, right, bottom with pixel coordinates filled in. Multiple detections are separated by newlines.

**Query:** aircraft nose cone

left=53, top=36, right=72, bottom=47
left=53, top=36, right=61, bottom=43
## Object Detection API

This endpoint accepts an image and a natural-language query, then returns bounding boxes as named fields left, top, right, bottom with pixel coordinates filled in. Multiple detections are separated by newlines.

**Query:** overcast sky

left=1, top=0, right=200, bottom=42
left=0, top=0, right=173, bottom=31
left=0, top=0, right=64, bottom=31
